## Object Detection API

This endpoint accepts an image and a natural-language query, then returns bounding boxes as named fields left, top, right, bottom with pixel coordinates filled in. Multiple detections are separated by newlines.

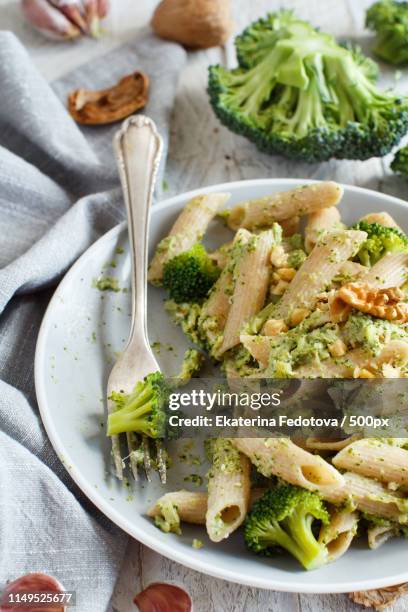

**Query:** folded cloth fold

left=0, top=30, right=186, bottom=612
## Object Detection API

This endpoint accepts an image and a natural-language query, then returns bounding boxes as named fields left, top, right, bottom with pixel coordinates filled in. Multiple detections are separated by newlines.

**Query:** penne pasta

left=231, top=438, right=345, bottom=495
left=216, top=229, right=276, bottom=356
left=148, top=490, right=208, bottom=525
left=363, top=252, right=408, bottom=288
left=319, top=508, right=359, bottom=562
left=359, top=211, right=402, bottom=231
left=206, top=439, right=251, bottom=542
left=305, top=436, right=360, bottom=452
left=273, top=230, right=367, bottom=320
left=367, top=521, right=398, bottom=550
left=326, top=472, right=408, bottom=522
left=148, top=192, right=230, bottom=284
left=305, top=207, right=342, bottom=253
left=200, top=229, right=251, bottom=351
left=333, top=439, right=408, bottom=487
left=226, top=182, right=343, bottom=231
left=148, top=488, right=265, bottom=526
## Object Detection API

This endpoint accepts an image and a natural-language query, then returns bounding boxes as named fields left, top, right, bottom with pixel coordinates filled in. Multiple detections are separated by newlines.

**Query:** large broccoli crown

left=163, top=244, right=220, bottom=304
left=352, top=221, right=408, bottom=266
left=208, top=10, right=408, bottom=162
left=244, top=484, right=329, bottom=570
left=391, top=145, right=408, bottom=176
left=107, top=371, right=169, bottom=439
left=366, top=0, right=408, bottom=65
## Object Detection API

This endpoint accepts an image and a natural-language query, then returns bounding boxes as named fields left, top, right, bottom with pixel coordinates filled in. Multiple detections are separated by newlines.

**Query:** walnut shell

left=151, top=0, right=233, bottom=49
left=68, top=71, right=149, bottom=125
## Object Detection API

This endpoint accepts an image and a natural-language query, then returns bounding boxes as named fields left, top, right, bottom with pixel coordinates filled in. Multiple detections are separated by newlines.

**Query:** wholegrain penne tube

left=359, top=211, right=402, bottom=231
left=363, top=253, right=408, bottom=288
left=306, top=436, right=360, bottom=452
left=226, top=182, right=343, bottom=231
left=148, top=192, right=230, bottom=284
left=333, top=439, right=408, bottom=487
left=273, top=230, right=367, bottom=320
left=148, top=490, right=208, bottom=524
left=305, top=207, right=342, bottom=253
left=231, top=438, right=345, bottom=495
left=148, top=488, right=265, bottom=526
left=368, top=522, right=398, bottom=550
left=338, top=260, right=368, bottom=282
left=200, top=229, right=251, bottom=350
left=216, top=229, right=276, bottom=356
left=326, top=472, right=408, bottom=522
left=319, top=508, right=359, bottom=562
left=206, top=439, right=251, bottom=542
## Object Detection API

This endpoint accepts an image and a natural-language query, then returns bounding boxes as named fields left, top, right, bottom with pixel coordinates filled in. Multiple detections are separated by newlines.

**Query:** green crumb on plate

left=92, top=276, right=120, bottom=292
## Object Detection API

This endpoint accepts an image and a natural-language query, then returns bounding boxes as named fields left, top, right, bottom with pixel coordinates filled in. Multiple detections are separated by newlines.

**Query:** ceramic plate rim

left=35, top=178, right=408, bottom=593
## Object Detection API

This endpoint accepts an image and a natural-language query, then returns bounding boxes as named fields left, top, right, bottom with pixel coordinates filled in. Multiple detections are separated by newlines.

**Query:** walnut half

left=68, top=71, right=149, bottom=125
left=330, top=282, right=408, bottom=323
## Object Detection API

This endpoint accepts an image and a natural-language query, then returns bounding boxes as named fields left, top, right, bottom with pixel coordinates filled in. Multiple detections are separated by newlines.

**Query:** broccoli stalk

left=366, top=0, right=408, bottom=65
left=107, top=372, right=169, bottom=438
left=244, top=485, right=329, bottom=570
left=208, top=10, right=408, bottom=162
left=391, top=145, right=408, bottom=177
left=352, top=221, right=408, bottom=266
left=163, top=244, right=220, bottom=304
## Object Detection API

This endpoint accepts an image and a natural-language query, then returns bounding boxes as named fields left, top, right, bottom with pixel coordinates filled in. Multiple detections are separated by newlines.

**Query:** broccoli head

left=163, top=244, right=220, bottom=303
left=391, top=144, right=408, bottom=177
left=244, top=484, right=329, bottom=570
left=208, top=10, right=408, bottom=162
left=352, top=221, right=408, bottom=266
left=366, top=0, right=408, bottom=65
left=107, top=372, right=169, bottom=438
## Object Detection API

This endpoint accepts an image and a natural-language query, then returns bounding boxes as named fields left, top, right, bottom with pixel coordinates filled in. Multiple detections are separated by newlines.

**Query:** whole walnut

left=151, top=0, right=233, bottom=49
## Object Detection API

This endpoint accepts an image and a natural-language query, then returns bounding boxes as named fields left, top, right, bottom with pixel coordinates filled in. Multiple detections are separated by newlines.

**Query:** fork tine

left=155, top=440, right=167, bottom=484
left=142, top=435, right=153, bottom=481
left=111, top=435, right=124, bottom=480
left=126, top=432, right=140, bottom=481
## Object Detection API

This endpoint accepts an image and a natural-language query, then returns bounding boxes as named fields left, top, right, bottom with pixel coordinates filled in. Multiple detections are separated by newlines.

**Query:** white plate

left=35, top=179, right=408, bottom=593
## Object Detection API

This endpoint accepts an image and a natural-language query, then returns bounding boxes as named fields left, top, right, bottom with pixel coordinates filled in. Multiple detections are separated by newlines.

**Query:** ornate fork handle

left=114, top=115, right=163, bottom=353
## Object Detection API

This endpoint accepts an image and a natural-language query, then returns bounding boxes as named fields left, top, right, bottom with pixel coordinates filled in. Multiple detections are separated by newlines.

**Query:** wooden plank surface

left=2, top=0, right=408, bottom=610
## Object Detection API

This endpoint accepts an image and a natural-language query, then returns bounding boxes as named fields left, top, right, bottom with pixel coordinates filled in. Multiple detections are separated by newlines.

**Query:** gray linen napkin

left=0, top=30, right=186, bottom=611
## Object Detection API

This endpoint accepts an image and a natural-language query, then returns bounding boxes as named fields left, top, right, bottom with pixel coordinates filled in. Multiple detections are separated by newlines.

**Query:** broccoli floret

left=366, top=0, right=408, bottom=65
left=208, top=10, right=408, bottom=162
left=244, top=485, right=329, bottom=570
left=163, top=244, right=220, bottom=304
left=391, top=144, right=408, bottom=176
left=352, top=221, right=408, bottom=266
left=107, top=372, right=169, bottom=438
left=287, top=249, right=307, bottom=269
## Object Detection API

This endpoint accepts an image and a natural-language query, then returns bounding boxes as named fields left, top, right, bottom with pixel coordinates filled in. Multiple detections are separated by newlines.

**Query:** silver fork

left=107, top=115, right=165, bottom=483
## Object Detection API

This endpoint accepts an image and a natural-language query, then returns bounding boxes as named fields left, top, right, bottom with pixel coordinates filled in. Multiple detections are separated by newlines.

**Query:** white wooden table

left=2, top=0, right=408, bottom=610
